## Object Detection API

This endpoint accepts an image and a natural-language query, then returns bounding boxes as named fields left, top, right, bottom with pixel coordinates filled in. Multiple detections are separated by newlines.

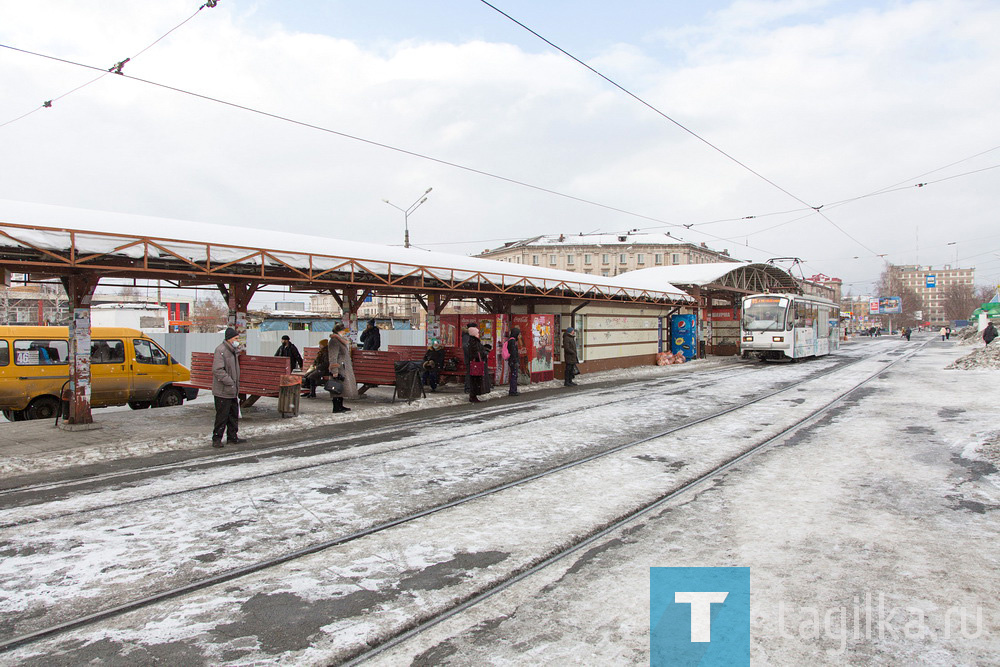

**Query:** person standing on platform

left=462, top=322, right=476, bottom=392
left=360, top=319, right=381, bottom=351
left=211, top=327, right=243, bottom=448
left=274, top=334, right=303, bottom=370
left=505, top=327, right=521, bottom=396
left=467, top=326, right=487, bottom=403
left=328, top=323, right=359, bottom=413
left=562, top=326, right=580, bottom=387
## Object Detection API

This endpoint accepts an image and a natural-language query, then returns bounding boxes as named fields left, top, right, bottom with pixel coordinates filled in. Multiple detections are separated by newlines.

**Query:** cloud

left=0, top=0, right=998, bottom=292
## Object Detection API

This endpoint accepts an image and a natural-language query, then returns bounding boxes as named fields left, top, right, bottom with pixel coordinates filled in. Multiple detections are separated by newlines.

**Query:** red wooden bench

left=303, top=346, right=419, bottom=401
left=178, top=352, right=291, bottom=407
left=387, top=345, right=491, bottom=386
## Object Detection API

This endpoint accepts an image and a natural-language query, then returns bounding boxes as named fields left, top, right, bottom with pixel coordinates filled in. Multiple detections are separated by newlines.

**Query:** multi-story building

left=891, top=265, right=976, bottom=325
left=476, top=233, right=740, bottom=277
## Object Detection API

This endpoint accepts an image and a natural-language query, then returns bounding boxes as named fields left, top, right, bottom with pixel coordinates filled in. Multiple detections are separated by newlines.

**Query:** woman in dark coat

left=360, top=319, right=381, bottom=351
left=303, top=338, right=329, bottom=398
left=466, top=326, right=487, bottom=403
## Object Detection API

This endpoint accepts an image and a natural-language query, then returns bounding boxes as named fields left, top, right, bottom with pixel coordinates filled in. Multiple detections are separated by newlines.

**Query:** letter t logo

left=675, top=592, right=729, bottom=642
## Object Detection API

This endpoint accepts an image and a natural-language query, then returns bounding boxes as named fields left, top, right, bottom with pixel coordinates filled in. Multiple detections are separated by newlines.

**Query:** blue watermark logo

left=650, top=567, right=750, bottom=666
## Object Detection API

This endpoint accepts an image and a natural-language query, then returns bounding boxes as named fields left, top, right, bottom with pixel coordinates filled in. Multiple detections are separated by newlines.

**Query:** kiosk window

left=133, top=339, right=169, bottom=365
left=14, top=339, right=68, bottom=365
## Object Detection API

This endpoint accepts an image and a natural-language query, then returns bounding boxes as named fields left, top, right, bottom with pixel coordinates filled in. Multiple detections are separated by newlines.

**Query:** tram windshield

left=742, top=297, right=789, bottom=331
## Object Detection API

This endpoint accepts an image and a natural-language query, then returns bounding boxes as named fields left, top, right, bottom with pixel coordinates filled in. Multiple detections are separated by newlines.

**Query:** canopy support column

left=217, top=281, right=261, bottom=331
left=60, top=273, right=100, bottom=425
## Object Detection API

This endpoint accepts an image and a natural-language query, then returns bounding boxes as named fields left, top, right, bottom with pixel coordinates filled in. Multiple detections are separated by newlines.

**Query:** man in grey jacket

left=212, top=327, right=243, bottom=448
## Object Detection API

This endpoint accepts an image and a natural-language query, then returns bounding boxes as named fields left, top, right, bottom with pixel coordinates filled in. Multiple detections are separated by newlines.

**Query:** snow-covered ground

left=0, top=336, right=996, bottom=665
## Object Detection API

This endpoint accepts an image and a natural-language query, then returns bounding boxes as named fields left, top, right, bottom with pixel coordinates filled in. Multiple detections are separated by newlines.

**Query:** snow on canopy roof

left=0, top=199, right=692, bottom=302
left=614, top=262, right=799, bottom=291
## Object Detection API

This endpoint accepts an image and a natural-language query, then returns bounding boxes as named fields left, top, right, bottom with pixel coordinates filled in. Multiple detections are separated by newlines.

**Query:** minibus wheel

left=155, top=387, right=184, bottom=408
left=26, top=396, right=60, bottom=420
left=127, top=401, right=152, bottom=410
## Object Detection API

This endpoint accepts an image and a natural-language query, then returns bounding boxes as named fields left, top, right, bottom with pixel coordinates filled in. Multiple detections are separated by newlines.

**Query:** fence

left=149, top=329, right=425, bottom=368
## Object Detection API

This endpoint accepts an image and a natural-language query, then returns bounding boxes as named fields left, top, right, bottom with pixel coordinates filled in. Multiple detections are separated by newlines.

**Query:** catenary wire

left=0, top=42, right=792, bottom=260
left=0, top=2, right=216, bottom=130
left=476, top=0, right=884, bottom=259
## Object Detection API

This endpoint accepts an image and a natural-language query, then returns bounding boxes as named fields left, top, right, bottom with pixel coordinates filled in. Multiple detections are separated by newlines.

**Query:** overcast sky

left=1, top=0, right=999, bottom=301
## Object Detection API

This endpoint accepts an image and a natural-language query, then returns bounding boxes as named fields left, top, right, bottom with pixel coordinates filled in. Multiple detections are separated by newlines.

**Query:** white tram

left=740, top=293, right=841, bottom=361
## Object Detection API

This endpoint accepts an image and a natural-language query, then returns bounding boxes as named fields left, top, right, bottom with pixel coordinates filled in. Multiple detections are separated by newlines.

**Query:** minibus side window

left=134, top=339, right=169, bottom=365
left=91, top=339, right=125, bottom=364
left=14, top=339, right=69, bottom=365
left=0, top=341, right=8, bottom=366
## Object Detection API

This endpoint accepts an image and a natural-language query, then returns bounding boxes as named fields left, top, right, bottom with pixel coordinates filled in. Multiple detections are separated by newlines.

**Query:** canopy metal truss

left=0, top=222, right=691, bottom=308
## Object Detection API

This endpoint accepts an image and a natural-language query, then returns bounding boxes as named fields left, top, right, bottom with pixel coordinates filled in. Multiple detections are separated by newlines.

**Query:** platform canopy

left=0, top=199, right=692, bottom=306
left=614, top=262, right=801, bottom=295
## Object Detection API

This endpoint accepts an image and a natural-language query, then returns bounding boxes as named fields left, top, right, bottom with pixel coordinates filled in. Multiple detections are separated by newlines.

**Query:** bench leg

left=240, top=395, right=261, bottom=408
left=359, top=384, right=374, bottom=395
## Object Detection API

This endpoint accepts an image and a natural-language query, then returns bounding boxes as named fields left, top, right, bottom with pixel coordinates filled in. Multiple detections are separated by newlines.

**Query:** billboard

left=926, top=274, right=936, bottom=288
left=869, top=297, right=902, bottom=314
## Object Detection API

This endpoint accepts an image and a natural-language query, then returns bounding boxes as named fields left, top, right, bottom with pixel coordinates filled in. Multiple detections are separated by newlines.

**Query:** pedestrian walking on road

left=211, top=327, right=243, bottom=448
left=274, top=334, right=303, bottom=370
left=360, top=319, right=381, bottom=351
left=984, top=322, right=998, bottom=346
left=562, top=327, right=580, bottom=386
left=939, top=326, right=947, bottom=342
left=945, top=326, right=952, bottom=340
left=328, top=323, right=359, bottom=413
left=467, top=326, right=487, bottom=403
left=504, top=327, right=521, bottom=396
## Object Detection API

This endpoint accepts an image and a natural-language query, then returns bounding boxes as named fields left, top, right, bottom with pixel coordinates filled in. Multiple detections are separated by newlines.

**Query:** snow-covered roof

left=616, top=262, right=800, bottom=292
left=0, top=199, right=693, bottom=303
left=92, top=303, right=166, bottom=311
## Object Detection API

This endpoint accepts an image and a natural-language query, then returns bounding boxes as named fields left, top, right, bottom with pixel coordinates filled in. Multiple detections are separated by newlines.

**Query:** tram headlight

left=772, top=336, right=784, bottom=342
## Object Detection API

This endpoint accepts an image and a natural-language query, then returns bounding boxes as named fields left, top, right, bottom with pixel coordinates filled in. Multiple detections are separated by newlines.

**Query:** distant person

left=984, top=322, right=998, bottom=346
left=562, top=327, right=580, bottom=386
left=466, top=326, right=487, bottom=403
left=504, top=327, right=521, bottom=396
left=903, top=327, right=911, bottom=342
left=274, top=335, right=303, bottom=370
left=945, top=326, right=952, bottom=340
left=360, top=319, right=381, bottom=351
left=328, top=323, right=358, bottom=413
left=211, top=327, right=243, bottom=448
left=303, top=339, right=329, bottom=398
left=939, top=326, right=947, bottom=342
left=422, top=338, right=446, bottom=392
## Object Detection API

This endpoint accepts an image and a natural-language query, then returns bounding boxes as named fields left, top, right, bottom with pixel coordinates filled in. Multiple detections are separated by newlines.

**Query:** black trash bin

left=393, top=360, right=425, bottom=403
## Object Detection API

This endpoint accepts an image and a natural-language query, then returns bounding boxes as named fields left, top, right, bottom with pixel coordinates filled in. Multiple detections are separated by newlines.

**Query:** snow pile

left=946, top=339, right=1000, bottom=369
left=955, top=325, right=981, bottom=345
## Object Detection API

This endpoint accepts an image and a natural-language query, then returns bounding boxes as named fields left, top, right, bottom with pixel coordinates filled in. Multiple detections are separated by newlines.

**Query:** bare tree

left=942, top=283, right=980, bottom=322
left=875, top=265, right=920, bottom=324
left=192, top=297, right=228, bottom=333
left=117, top=285, right=142, bottom=301
left=976, top=284, right=997, bottom=304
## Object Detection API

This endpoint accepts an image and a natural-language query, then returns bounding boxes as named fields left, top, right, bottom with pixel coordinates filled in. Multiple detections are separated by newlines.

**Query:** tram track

left=0, top=360, right=797, bottom=527
left=345, top=341, right=929, bottom=665
left=0, top=342, right=919, bottom=657
left=0, top=361, right=757, bottom=503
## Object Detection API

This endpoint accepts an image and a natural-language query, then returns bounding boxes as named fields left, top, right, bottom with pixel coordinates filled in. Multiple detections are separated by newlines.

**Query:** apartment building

left=476, top=233, right=739, bottom=277
left=891, top=264, right=975, bottom=325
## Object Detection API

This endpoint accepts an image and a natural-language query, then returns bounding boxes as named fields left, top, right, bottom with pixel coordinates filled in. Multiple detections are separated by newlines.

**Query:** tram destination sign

left=869, top=297, right=902, bottom=314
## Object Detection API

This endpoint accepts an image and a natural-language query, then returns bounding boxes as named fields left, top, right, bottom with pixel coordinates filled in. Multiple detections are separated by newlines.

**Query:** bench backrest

left=352, top=349, right=401, bottom=384
left=188, top=352, right=289, bottom=394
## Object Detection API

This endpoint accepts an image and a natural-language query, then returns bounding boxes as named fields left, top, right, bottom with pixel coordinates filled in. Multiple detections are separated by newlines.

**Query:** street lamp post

left=383, top=187, right=432, bottom=248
